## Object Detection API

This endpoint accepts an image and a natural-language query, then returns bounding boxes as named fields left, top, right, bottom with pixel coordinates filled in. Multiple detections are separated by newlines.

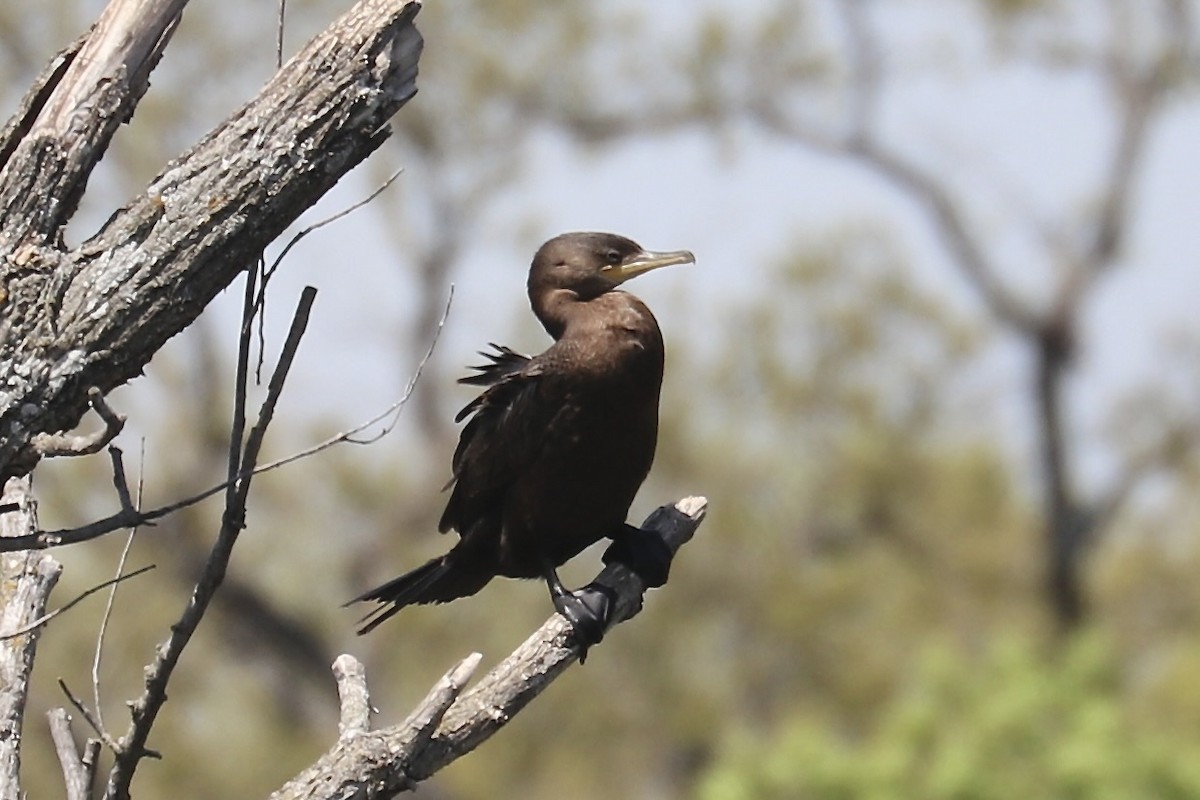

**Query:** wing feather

left=438, top=344, right=552, bottom=536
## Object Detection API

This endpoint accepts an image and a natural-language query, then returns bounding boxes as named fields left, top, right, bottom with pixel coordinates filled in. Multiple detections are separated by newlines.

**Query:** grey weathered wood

left=47, top=709, right=90, bottom=800
left=0, top=0, right=423, bottom=480
left=0, top=0, right=187, bottom=244
left=334, top=654, right=374, bottom=740
left=271, top=654, right=482, bottom=800
left=270, top=497, right=708, bottom=800
left=0, top=478, right=61, bottom=800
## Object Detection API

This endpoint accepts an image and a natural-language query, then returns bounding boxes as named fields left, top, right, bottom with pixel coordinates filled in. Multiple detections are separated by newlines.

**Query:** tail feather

left=349, top=555, right=492, bottom=634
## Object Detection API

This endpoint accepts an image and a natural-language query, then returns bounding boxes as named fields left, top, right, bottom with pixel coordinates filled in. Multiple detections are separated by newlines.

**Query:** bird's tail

left=348, top=555, right=492, bottom=635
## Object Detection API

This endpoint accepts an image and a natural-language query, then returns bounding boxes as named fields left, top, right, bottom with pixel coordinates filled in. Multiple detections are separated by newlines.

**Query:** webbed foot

left=544, top=566, right=616, bottom=662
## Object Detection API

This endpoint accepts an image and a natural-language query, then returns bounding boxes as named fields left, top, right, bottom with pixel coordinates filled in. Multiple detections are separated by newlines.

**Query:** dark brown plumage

left=352, top=232, right=694, bottom=638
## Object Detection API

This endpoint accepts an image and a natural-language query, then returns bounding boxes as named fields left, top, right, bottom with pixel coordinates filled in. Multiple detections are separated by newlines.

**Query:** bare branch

left=0, top=286, right=450, bottom=554
left=0, top=477, right=61, bottom=800
left=0, top=0, right=186, bottom=242
left=107, top=446, right=138, bottom=516
left=94, top=446, right=146, bottom=741
left=1068, top=0, right=1187, bottom=297
left=228, top=268, right=259, bottom=492
left=105, top=288, right=316, bottom=799
left=272, top=497, right=707, bottom=800
left=81, top=739, right=102, bottom=799
left=0, top=565, right=154, bottom=641
left=744, top=3, right=1038, bottom=332
left=334, top=654, right=375, bottom=740
left=29, top=388, right=126, bottom=459
left=263, top=166, right=406, bottom=290
left=47, top=708, right=89, bottom=800
left=0, top=0, right=423, bottom=480
left=276, top=0, right=288, bottom=70
left=0, top=33, right=85, bottom=170
left=275, top=654, right=482, bottom=800
left=56, top=679, right=122, bottom=756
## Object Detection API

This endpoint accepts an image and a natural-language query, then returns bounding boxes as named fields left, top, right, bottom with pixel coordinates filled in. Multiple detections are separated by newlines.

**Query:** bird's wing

left=438, top=346, right=555, bottom=535
left=456, top=343, right=531, bottom=389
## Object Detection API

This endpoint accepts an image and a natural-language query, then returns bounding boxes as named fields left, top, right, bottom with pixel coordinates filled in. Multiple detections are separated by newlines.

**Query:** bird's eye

left=604, top=249, right=622, bottom=265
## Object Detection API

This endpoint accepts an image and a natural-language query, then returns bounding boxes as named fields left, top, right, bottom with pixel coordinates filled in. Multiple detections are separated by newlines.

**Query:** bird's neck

left=532, top=289, right=660, bottom=342
left=531, top=288, right=584, bottom=340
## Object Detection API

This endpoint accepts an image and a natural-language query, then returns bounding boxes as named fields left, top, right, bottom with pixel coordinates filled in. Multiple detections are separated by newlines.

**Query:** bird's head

left=528, top=232, right=695, bottom=302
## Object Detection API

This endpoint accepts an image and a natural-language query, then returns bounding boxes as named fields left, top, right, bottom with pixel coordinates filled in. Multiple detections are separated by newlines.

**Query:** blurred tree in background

left=4, top=0, right=1200, bottom=797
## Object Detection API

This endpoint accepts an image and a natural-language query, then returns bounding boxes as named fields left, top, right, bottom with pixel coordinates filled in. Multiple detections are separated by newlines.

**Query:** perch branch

left=271, top=496, right=707, bottom=800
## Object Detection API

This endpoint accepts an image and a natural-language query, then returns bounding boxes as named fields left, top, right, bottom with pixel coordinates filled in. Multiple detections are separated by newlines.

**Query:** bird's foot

left=546, top=576, right=615, bottom=662
left=604, top=524, right=672, bottom=588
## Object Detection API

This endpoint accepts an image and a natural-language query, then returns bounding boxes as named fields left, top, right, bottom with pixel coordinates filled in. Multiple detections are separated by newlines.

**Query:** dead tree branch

left=47, top=708, right=89, bottom=800
left=0, top=564, right=153, bottom=641
left=0, top=286, right=448, bottom=555
left=271, top=496, right=708, bottom=800
left=30, top=388, right=126, bottom=458
left=0, top=0, right=423, bottom=480
left=103, top=287, right=316, bottom=799
left=0, top=477, right=61, bottom=800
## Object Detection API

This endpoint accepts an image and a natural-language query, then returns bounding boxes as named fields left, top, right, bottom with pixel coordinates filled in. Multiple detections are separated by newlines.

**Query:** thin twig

left=276, top=0, right=287, bottom=69
left=255, top=257, right=270, bottom=385
left=0, top=565, right=154, bottom=641
left=94, top=441, right=146, bottom=741
left=57, top=679, right=123, bottom=754
left=252, top=169, right=403, bottom=385
left=0, top=288, right=451, bottom=554
left=108, top=446, right=135, bottom=514
left=260, top=166, right=405, bottom=293
left=229, top=267, right=258, bottom=491
left=107, top=287, right=317, bottom=797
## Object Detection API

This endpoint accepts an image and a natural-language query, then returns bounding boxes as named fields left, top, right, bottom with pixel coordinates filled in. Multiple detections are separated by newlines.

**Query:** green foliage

left=698, top=634, right=1200, bottom=800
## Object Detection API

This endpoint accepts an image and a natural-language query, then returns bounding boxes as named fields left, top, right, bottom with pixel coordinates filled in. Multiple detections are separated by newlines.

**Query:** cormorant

left=351, top=232, right=694, bottom=643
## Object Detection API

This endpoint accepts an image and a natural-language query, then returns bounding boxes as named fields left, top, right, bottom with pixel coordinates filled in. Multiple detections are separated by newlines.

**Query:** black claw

left=544, top=566, right=616, bottom=661
left=604, top=525, right=672, bottom=588
left=553, top=584, right=614, bottom=650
